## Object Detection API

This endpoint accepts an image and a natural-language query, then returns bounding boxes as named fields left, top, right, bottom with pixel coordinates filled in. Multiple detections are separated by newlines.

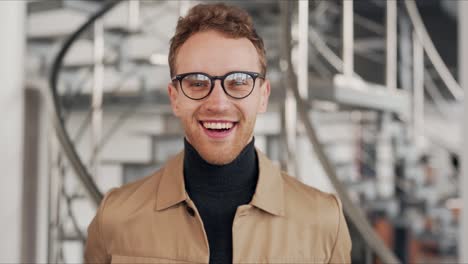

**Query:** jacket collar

left=250, top=150, right=285, bottom=216
left=155, top=152, right=187, bottom=211
left=155, top=148, right=285, bottom=217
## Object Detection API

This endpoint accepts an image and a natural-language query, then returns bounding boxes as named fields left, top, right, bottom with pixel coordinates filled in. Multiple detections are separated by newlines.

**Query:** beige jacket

left=85, top=149, right=351, bottom=263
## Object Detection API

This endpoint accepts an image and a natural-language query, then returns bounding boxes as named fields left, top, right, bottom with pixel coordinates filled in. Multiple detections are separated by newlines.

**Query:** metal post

left=285, top=92, right=297, bottom=177
left=459, top=1, right=468, bottom=262
left=412, top=32, right=424, bottom=149
left=279, top=1, right=297, bottom=176
left=343, top=0, right=354, bottom=77
left=382, top=0, right=398, bottom=206
left=91, top=20, right=104, bottom=177
left=47, top=133, right=61, bottom=264
left=298, top=0, right=309, bottom=99
left=398, top=13, right=413, bottom=132
left=285, top=10, right=297, bottom=176
left=46, top=125, right=54, bottom=263
left=386, top=0, right=397, bottom=90
left=398, top=15, right=412, bottom=92
left=53, top=157, right=66, bottom=264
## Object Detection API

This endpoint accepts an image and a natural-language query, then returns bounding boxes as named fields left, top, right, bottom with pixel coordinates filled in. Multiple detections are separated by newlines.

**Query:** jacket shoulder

left=102, top=168, right=164, bottom=214
left=280, top=172, right=351, bottom=261
left=280, top=172, right=343, bottom=226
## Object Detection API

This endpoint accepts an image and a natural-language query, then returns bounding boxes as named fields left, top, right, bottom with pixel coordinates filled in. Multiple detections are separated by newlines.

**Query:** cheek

left=238, top=100, right=261, bottom=123
left=177, top=101, right=199, bottom=122
left=246, top=94, right=264, bottom=115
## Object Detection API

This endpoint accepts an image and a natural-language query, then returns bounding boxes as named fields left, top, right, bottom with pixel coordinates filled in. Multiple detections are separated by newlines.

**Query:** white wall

left=459, top=0, right=468, bottom=262
left=0, top=1, right=26, bottom=262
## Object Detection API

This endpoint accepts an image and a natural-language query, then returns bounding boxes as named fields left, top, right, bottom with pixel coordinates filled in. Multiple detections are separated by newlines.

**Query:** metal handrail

left=308, top=28, right=345, bottom=74
left=404, top=0, right=463, bottom=101
left=309, top=1, right=457, bottom=124
left=49, top=0, right=123, bottom=206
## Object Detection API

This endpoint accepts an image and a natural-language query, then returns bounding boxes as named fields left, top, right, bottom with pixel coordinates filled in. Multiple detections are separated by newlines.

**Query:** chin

left=185, top=130, right=252, bottom=165
left=198, top=148, right=239, bottom=165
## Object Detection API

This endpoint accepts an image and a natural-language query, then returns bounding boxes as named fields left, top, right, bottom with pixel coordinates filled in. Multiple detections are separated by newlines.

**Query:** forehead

left=175, top=30, right=260, bottom=75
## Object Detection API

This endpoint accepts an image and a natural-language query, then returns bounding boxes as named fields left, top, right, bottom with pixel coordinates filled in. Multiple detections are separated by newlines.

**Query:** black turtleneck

left=183, top=138, right=258, bottom=264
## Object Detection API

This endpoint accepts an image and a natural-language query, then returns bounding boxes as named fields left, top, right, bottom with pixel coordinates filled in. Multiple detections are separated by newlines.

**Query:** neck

left=183, top=138, right=258, bottom=193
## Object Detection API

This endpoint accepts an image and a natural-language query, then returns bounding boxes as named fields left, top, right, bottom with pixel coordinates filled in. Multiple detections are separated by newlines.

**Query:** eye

left=187, top=80, right=209, bottom=89
left=225, top=73, right=252, bottom=88
left=183, top=74, right=210, bottom=89
left=233, top=79, right=248, bottom=85
left=192, top=81, right=207, bottom=87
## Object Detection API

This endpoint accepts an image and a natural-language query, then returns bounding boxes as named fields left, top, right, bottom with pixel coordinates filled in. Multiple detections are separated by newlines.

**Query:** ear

left=168, top=83, right=180, bottom=117
left=258, top=79, right=271, bottom=113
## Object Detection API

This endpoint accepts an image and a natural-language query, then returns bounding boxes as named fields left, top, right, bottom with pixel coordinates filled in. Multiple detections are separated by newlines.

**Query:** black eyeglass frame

left=171, top=71, right=265, bottom=100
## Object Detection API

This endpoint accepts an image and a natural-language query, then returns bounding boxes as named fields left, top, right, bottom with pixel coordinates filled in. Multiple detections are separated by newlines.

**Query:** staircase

left=25, top=0, right=462, bottom=263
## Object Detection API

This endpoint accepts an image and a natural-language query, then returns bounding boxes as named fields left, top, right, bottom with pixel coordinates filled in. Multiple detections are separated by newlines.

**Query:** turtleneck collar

left=183, top=138, right=258, bottom=193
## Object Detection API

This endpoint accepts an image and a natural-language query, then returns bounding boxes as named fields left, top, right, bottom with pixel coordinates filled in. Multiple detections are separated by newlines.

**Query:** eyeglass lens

left=181, top=72, right=254, bottom=99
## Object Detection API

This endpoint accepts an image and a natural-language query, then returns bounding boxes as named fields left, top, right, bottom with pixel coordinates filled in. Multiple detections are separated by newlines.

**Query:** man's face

left=168, top=30, right=270, bottom=165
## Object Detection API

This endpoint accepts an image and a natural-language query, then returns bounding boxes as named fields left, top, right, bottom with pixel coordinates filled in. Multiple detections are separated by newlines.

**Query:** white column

left=0, top=1, right=26, bottom=262
left=342, top=0, right=354, bottom=77
left=386, top=0, right=397, bottom=90
left=91, top=19, right=104, bottom=176
left=413, top=32, right=424, bottom=149
left=459, top=0, right=468, bottom=262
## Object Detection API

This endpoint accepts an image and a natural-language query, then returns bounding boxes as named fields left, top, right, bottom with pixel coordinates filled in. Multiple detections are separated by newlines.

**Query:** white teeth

left=202, top=122, right=234, bottom=130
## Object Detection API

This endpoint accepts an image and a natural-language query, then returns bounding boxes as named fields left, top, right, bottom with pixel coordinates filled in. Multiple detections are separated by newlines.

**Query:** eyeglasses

left=171, top=71, right=265, bottom=100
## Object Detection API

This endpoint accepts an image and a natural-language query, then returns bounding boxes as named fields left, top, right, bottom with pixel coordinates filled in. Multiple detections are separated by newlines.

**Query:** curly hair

left=168, top=3, right=267, bottom=77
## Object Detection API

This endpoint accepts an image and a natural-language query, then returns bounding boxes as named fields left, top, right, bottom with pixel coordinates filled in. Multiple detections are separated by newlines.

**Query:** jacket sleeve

left=84, top=190, right=115, bottom=264
left=329, top=195, right=352, bottom=264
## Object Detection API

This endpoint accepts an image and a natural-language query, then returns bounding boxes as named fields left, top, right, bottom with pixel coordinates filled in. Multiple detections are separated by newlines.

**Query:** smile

left=199, top=120, right=238, bottom=139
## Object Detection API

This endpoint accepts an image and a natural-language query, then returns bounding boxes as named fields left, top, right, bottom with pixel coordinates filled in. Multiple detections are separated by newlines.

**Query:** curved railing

left=308, top=0, right=461, bottom=151
left=405, top=0, right=463, bottom=101
left=49, top=0, right=123, bottom=206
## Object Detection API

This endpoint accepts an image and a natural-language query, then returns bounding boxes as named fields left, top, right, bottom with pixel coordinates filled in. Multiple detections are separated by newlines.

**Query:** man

left=85, top=3, right=351, bottom=264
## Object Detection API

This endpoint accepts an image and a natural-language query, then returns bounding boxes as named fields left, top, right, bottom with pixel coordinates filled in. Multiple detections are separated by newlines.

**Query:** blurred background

left=1, top=0, right=468, bottom=263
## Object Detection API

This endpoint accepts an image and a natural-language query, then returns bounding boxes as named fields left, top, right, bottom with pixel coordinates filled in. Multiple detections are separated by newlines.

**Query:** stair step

left=308, top=75, right=410, bottom=116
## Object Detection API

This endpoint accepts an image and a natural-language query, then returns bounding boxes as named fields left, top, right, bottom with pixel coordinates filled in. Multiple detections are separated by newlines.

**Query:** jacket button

left=186, top=206, right=195, bottom=217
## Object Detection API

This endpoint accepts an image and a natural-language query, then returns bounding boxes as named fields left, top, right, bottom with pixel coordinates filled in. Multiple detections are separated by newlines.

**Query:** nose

left=204, top=80, right=230, bottom=113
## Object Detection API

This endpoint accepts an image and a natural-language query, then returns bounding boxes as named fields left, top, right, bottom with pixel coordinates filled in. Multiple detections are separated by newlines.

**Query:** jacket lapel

left=250, top=149, right=285, bottom=216
left=154, top=151, right=187, bottom=211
